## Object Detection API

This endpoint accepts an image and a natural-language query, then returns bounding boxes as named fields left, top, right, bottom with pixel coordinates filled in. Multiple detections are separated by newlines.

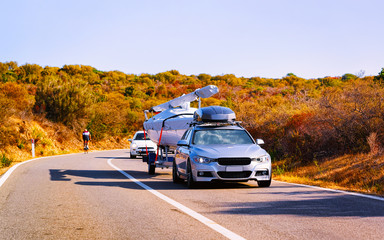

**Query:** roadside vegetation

left=1, top=61, right=383, bottom=196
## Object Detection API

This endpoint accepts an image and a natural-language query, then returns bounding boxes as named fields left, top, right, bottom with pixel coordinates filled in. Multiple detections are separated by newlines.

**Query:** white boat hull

left=145, top=128, right=189, bottom=148
left=144, top=107, right=196, bottom=149
left=143, top=85, right=219, bottom=150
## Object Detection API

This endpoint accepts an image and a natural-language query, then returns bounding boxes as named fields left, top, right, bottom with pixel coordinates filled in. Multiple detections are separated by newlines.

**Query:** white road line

left=107, top=158, right=246, bottom=240
left=0, top=159, right=37, bottom=188
left=0, top=152, right=85, bottom=189
left=273, top=180, right=384, bottom=202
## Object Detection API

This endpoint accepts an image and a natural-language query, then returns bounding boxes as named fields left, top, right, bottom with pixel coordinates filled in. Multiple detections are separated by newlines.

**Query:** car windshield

left=192, top=129, right=254, bottom=145
left=134, top=133, right=151, bottom=140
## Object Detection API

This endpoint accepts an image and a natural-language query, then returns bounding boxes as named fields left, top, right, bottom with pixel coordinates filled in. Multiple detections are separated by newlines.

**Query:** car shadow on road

left=213, top=193, right=384, bottom=217
left=49, top=169, right=168, bottom=181
left=49, top=168, right=259, bottom=190
left=74, top=179, right=258, bottom=190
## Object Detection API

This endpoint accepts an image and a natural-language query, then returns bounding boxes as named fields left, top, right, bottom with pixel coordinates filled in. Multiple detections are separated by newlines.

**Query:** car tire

left=187, top=161, right=196, bottom=189
left=131, top=154, right=136, bottom=159
left=172, top=160, right=183, bottom=183
left=257, top=179, right=271, bottom=187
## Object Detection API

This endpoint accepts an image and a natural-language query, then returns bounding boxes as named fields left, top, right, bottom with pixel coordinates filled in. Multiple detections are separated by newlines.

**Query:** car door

left=175, top=128, right=193, bottom=175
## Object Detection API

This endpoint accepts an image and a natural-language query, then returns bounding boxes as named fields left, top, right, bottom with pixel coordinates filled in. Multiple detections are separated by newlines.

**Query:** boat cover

left=144, top=107, right=195, bottom=131
left=150, top=85, right=218, bottom=112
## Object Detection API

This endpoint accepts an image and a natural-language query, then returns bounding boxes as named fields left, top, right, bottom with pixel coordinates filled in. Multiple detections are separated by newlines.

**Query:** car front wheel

left=187, top=161, right=196, bottom=189
left=257, top=179, right=271, bottom=187
left=172, top=160, right=183, bottom=183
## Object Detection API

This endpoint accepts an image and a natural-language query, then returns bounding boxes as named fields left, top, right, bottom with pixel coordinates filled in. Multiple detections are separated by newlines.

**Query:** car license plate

left=226, top=166, right=243, bottom=172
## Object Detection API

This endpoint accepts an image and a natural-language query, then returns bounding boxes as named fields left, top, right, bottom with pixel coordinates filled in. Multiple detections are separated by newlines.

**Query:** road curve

left=1, top=149, right=383, bottom=240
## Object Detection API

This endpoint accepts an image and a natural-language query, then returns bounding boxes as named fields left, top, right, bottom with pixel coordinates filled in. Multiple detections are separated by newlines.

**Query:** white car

left=129, top=131, right=157, bottom=158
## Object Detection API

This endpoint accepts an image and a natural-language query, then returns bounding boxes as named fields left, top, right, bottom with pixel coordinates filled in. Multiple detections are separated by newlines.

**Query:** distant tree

left=60, top=65, right=82, bottom=75
left=282, top=73, right=301, bottom=87
left=128, top=98, right=142, bottom=110
left=14, top=64, right=43, bottom=84
left=157, top=84, right=168, bottom=97
left=198, top=73, right=211, bottom=83
left=87, top=93, right=133, bottom=140
left=155, top=72, right=175, bottom=83
left=167, top=70, right=180, bottom=75
left=35, top=75, right=94, bottom=126
left=0, top=62, right=18, bottom=82
left=318, top=76, right=342, bottom=87
left=41, top=66, right=60, bottom=76
left=357, top=70, right=365, bottom=78
left=341, top=73, right=357, bottom=81
left=145, top=86, right=155, bottom=96
left=286, top=73, right=297, bottom=77
left=373, top=68, right=384, bottom=85
left=0, top=63, right=8, bottom=75
left=6, top=61, right=18, bottom=70
left=124, top=86, right=135, bottom=97
left=220, top=95, right=234, bottom=109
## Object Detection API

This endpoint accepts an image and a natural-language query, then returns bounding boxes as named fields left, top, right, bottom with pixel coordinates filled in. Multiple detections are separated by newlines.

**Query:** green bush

left=1, top=154, right=12, bottom=168
left=35, top=75, right=95, bottom=126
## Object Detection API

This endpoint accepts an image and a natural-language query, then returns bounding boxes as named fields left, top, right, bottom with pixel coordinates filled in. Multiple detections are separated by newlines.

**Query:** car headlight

left=252, top=155, right=270, bottom=162
left=131, top=143, right=137, bottom=149
left=192, top=156, right=215, bottom=164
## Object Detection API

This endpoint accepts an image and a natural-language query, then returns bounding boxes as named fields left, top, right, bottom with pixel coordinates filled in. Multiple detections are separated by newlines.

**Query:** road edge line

left=0, top=158, right=38, bottom=188
left=107, top=157, right=246, bottom=240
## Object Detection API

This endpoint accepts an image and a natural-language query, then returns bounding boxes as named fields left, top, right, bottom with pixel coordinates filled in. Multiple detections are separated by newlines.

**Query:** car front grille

left=217, top=171, right=252, bottom=178
left=138, top=147, right=155, bottom=150
left=217, top=158, right=251, bottom=165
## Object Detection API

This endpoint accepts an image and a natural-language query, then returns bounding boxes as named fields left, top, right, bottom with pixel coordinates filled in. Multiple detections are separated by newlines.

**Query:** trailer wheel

left=148, top=164, right=155, bottom=175
left=172, top=160, right=183, bottom=183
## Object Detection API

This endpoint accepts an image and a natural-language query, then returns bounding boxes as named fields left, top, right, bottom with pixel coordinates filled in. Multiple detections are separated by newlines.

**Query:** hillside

left=1, top=61, right=384, bottom=195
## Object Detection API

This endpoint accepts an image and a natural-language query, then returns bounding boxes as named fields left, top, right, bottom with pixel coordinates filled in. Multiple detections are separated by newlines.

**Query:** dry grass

left=273, top=153, right=384, bottom=197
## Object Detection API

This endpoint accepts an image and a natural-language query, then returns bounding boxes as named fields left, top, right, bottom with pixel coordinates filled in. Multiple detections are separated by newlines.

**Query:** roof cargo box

left=194, top=106, right=236, bottom=123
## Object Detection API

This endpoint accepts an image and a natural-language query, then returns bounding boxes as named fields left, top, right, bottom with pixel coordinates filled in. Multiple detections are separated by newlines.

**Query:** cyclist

left=82, top=129, right=91, bottom=151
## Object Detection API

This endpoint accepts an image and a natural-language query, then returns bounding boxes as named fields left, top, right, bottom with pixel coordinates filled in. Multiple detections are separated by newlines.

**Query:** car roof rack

left=190, top=121, right=243, bottom=127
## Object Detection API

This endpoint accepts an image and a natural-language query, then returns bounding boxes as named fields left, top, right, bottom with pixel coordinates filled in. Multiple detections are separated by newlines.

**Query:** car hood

left=191, top=144, right=267, bottom=158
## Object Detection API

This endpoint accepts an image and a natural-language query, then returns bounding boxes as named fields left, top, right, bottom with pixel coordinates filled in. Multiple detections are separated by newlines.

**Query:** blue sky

left=1, top=0, right=383, bottom=79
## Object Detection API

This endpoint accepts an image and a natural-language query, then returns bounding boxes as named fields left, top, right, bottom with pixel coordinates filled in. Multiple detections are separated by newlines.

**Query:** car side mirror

left=177, top=140, right=189, bottom=147
left=128, top=139, right=132, bottom=142
left=256, top=139, right=264, bottom=145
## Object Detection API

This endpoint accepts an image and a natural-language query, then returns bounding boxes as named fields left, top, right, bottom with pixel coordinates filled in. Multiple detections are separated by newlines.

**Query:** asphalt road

left=1, top=149, right=383, bottom=240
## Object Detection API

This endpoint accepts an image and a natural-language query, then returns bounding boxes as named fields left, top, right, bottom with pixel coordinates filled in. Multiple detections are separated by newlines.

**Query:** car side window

left=185, top=129, right=193, bottom=142
left=181, top=130, right=188, bottom=140
left=182, top=128, right=192, bottom=141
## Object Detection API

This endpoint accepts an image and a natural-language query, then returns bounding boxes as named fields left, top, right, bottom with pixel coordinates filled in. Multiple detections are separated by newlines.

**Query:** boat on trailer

left=142, top=85, right=219, bottom=174
left=143, top=85, right=219, bottom=149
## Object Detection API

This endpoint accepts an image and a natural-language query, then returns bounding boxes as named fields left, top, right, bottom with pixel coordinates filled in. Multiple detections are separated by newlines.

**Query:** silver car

left=173, top=124, right=272, bottom=188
